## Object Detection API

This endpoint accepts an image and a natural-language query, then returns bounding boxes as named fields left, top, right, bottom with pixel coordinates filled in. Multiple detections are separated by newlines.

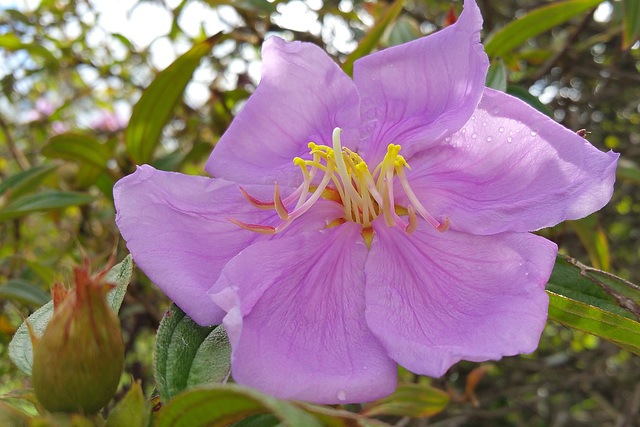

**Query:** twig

left=0, top=114, right=31, bottom=170
left=529, top=9, right=594, bottom=82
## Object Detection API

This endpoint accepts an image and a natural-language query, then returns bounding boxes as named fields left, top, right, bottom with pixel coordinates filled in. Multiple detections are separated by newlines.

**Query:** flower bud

left=32, top=259, right=125, bottom=414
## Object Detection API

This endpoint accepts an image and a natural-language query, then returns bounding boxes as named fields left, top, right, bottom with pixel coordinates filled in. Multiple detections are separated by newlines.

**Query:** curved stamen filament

left=395, top=165, right=449, bottom=232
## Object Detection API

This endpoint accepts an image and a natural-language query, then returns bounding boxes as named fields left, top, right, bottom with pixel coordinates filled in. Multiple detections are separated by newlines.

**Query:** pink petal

left=365, top=218, right=556, bottom=377
left=114, top=165, right=341, bottom=326
left=206, top=36, right=361, bottom=186
left=397, top=88, right=619, bottom=235
left=209, top=222, right=397, bottom=404
left=354, top=0, right=488, bottom=164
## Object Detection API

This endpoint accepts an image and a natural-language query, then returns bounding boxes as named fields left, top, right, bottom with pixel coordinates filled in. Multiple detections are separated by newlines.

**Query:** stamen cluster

left=229, top=128, right=449, bottom=237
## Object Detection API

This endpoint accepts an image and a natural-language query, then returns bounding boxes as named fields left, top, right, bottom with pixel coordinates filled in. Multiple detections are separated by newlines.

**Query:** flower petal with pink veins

left=206, top=36, right=361, bottom=186
left=354, top=0, right=488, bottom=165
left=365, top=218, right=557, bottom=377
left=396, top=88, right=619, bottom=235
left=114, top=165, right=342, bottom=326
left=209, top=222, right=397, bottom=404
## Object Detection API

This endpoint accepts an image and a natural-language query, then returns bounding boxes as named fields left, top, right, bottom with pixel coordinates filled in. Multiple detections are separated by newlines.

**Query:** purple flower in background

left=114, top=0, right=618, bottom=404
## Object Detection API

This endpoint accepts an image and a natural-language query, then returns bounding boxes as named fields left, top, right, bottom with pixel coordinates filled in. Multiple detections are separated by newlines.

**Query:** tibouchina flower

left=114, top=0, right=618, bottom=404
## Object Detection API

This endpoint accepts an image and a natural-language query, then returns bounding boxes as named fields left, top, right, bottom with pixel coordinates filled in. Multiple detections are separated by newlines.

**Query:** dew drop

left=507, top=137, right=513, bottom=143
left=337, top=390, right=347, bottom=401
left=471, top=115, right=476, bottom=120
left=461, top=129, right=466, bottom=134
left=482, top=121, right=487, bottom=126
left=486, top=136, right=492, bottom=142
left=445, top=136, right=451, bottom=142
left=530, top=131, right=537, bottom=136
left=498, top=127, right=504, bottom=133
left=471, top=133, right=477, bottom=139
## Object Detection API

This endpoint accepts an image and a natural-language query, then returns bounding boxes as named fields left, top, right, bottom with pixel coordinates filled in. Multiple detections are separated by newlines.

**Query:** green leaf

left=106, top=380, right=151, bottom=427
left=547, top=255, right=640, bottom=320
left=125, top=35, right=220, bottom=164
left=155, top=384, right=323, bottom=427
left=486, top=59, right=508, bottom=92
left=385, top=16, right=421, bottom=47
left=0, top=280, right=50, bottom=307
left=296, top=402, right=391, bottom=426
left=547, top=255, right=640, bottom=354
left=154, top=304, right=231, bottom=402
left=0, top=191, right=96, bottom=223
left=0, top=163, right=58, bottom=200
left=566, top=214, right=610, bottom=270
left=506, top=85, right=553, bottom=117
left=105, top=255, right=134, bottom=313
left=484, top=0, right=604, bottom=59
left=547, top=292, right=640, bottom=355
left=342, top=0, right=405, bottom=77
left=622, top=0, right=640, bottom=49
left=42, top=133, right=111, bottom=170
left=360, top=383, right=450, bottom=418
left=231, top=413, right=280, bottom=427
left=0, top=401, right=29, bottom=427
left=8, top=256, right=133, bottom=376
left=0, top=33, right=56, bottom=63
left=151, top=150, right=187, bottom=172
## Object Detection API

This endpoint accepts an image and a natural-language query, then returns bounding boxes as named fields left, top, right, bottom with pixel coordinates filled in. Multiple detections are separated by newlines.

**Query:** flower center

left=228, top=128, right=449, bottom=240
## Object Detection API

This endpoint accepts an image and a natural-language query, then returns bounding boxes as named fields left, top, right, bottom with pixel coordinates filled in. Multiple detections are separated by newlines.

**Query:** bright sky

left=1, top=0, right=621, bottom=117
left=1, top=0, right=357, bottom=114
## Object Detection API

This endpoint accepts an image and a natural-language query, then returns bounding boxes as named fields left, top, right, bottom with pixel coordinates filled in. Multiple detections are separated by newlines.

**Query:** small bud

left=32, top=258, right=125, bottom=414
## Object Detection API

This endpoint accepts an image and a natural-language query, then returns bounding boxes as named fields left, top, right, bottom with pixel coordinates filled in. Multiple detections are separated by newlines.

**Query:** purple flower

left=114, top=0, right=618, bottom=404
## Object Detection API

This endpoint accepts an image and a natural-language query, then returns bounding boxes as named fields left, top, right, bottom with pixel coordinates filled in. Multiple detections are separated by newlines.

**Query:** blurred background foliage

left=1, top=0, right=639, bottom=425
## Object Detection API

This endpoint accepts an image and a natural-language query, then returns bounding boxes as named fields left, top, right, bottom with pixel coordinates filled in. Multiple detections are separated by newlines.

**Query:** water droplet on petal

left=445, top=136, right=451, bottom=142
left=471, top=133, right=477, bottom=139
left=471, top=115, right=476, bottom=120
left=499, top=127, right=504, bottom=133
left=337, top=390, right=347, bottom=401
left=482, top=121, right=487, bottom=126
left=507, top=137, right=513, bottom=143
left=530, top=131, right=537, bottom=136
left=486, top=136, right=492, bottom=142
left=461, top=129, right=466, bottom=134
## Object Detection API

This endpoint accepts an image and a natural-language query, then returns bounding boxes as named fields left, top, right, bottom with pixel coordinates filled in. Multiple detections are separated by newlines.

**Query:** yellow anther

left=387, top=144, right=401, bottom=156
left=395, top=155, right=411, bottom=170
left=343, top=147, right=364, bottom=164
left=355, top=162, right=368, bottom=173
